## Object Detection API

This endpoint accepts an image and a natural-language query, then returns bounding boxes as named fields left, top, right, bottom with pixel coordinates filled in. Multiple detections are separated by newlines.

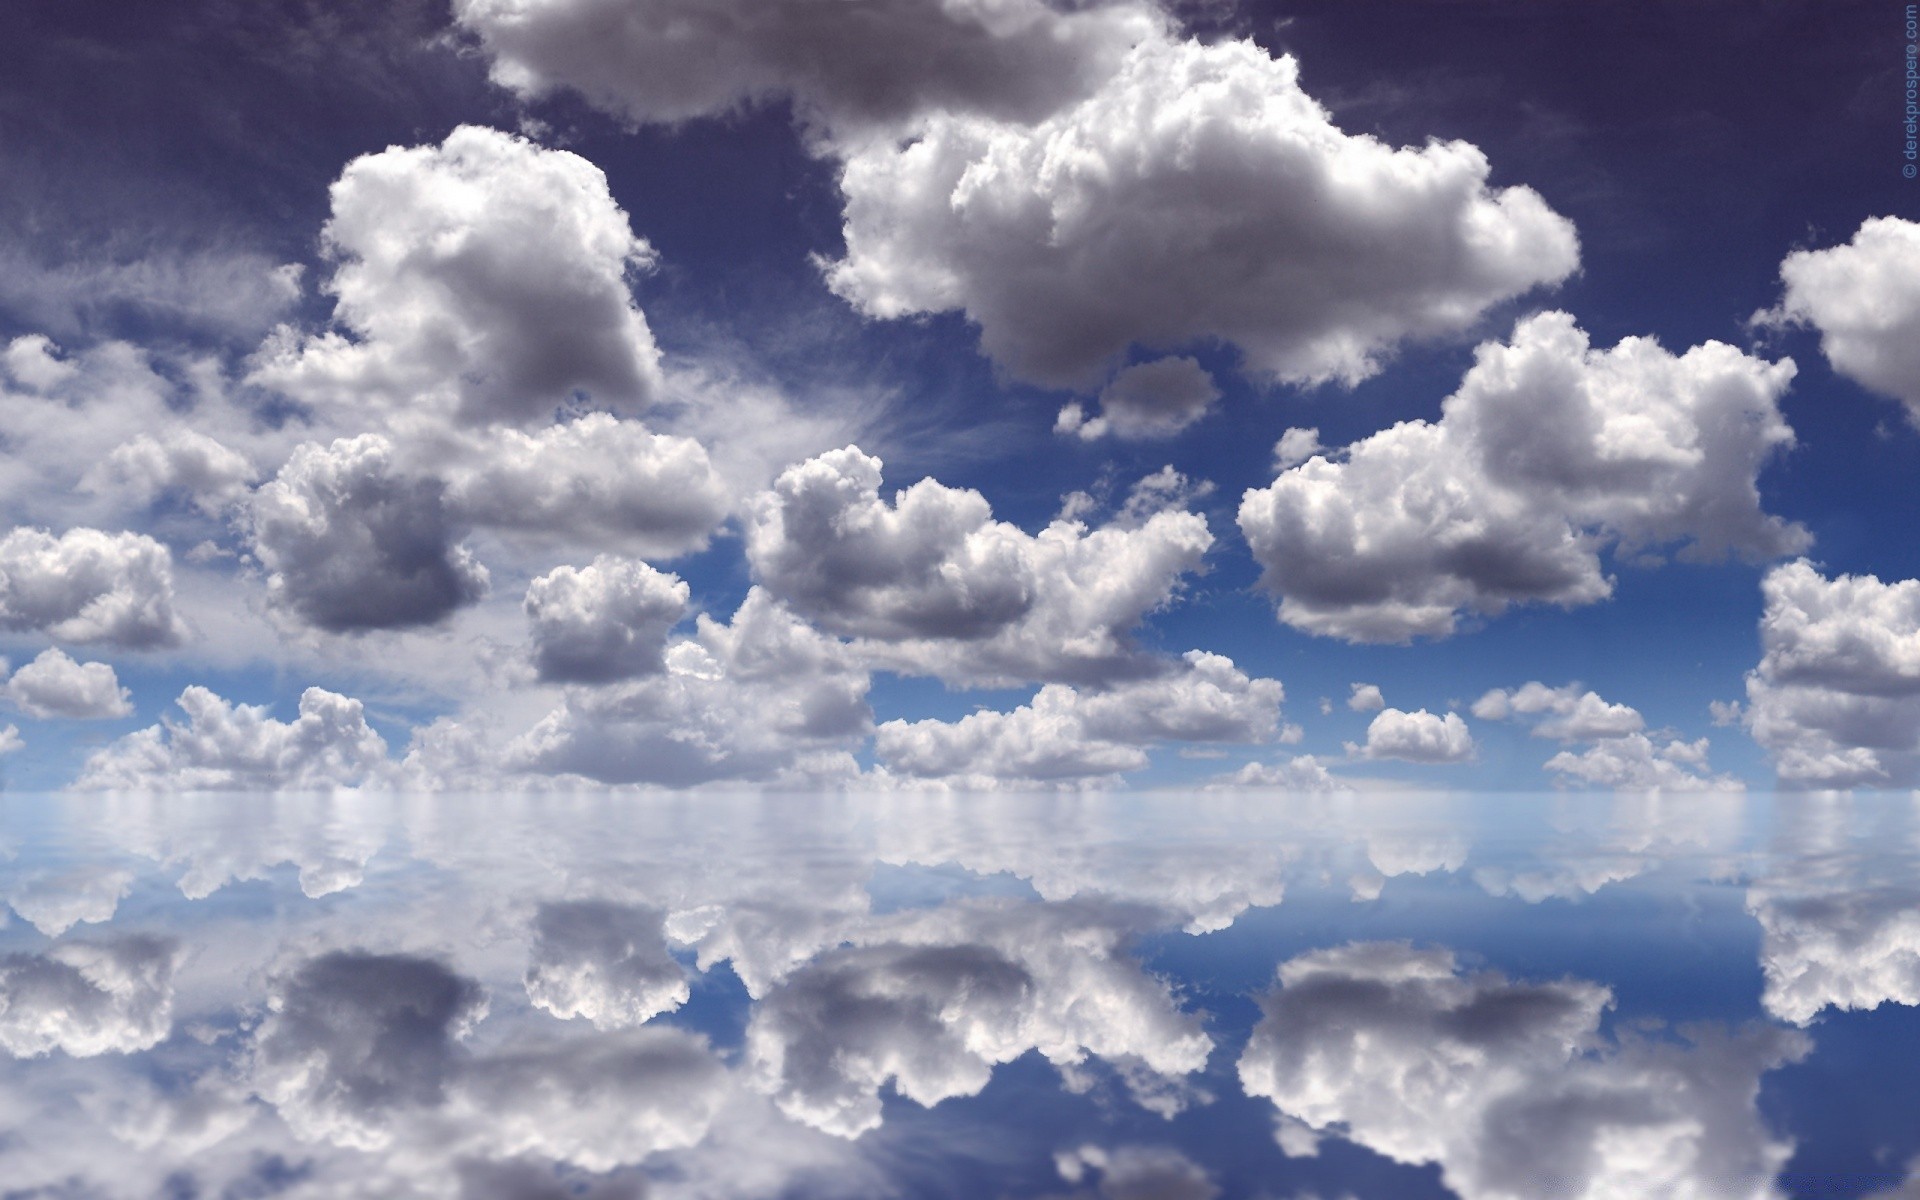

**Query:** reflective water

left=3, top=790, right=1918, bottom=1199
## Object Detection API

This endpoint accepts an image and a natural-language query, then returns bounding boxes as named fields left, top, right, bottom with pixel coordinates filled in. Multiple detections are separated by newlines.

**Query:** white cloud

left=825, top=35, right=1577, bottom=391
left=251, top=125, right=662, bottom=428
left=1347, top=683, right=1384, bottom=713
left=523, top=900, right=689, bottom=1029
left=443, top=413, right=729, bottom=557
left=1355, top=708, right=1473, bottom=764
left=453, top=0, right=1160, bottom=139
left=1239, top=312, right=1806, bottom=642
left=874, top=651, right=1285, bottom=787
left=1238, top=941, right=1808, bottom=1200
left=745, top=900, right=1211, bottom=1138
left=503, top=588, right=870, bottom=787
left=1473, top=682, right=1736, bottom=791
left=248, top=434, right=490, bottom=633
left=74, top=685, right=393, bottom=792
left=1757, top=215, right=1920, bottom=419
left=1749, top=882, right=1920, bottom=1026
left=747, top=447, right=1211, bottom=685
left=1742, top=560, right=1920, bottom=787
left=524, top=556, right=689, bottom=684
left=1471, top=681, right=1642, bottom=739
left=5, top=648, right=132, bottom=719
left=1059, top=357, right=1222, bottom=441
left=83, top=429, right=256, bottom=516
left=5, top=866, right=134, bottom=936
left=1212, top=754, right=1350, bottom=792
left=0, top=526, right=188, bottom=648
left=0, top=936, right=178, bottom=1058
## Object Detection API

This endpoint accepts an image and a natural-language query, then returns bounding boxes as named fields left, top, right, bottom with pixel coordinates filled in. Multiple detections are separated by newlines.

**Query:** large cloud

left=747, top=447, right=1211, bottom=685
left=452, top=0, right=1160, bottom=139
left=248, top=434, right=489, bottom=633
left=523, top=900, right=689, bottom=1028
left=1238, top=941, right=1807, bottom=1200
left=874, top=650, right=1285, bottom=787
left=524, top=556, right=689, bottom=684
left=4, top=648, right=133, bottom=719
left=1740, top=560, right=1920, bottom=787
left=74, top=686, right=393, bottom=791
left=1239, top=312, right=1806, bottom=642
left=0, top=935, right=178, bottom=1058
left=825, top=35, right=1577, bottom=391
left=745, top=899, right=1211, bottom=1137
left=1749, top=882, right=1920, bottom=1026
left=1354, top=708, right=1474, bottom=764
left=0, top=526, right=188, bottom=648
left=251, top=125, right=662, bottom=427
left=1757, top=215, right=1920, bottom=420
left=505, top=588, right=870, bottom=786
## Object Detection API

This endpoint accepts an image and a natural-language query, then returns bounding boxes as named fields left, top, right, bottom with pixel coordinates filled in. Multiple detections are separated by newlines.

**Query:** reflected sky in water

left=5, top=791, right=1920, bottom=1199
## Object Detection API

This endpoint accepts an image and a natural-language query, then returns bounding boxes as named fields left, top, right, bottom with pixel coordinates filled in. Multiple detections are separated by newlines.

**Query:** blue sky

left=0, top=0, right=1916, bottom=792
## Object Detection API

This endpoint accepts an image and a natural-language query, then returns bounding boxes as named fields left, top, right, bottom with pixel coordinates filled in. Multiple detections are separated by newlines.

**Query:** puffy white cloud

left=1239, top=312, right=1806, bottom=642
left=524, top=556, right=689, bottom=684
left=1741, top=560, right=1920, bottom=787
left=1212, top=754, right=1349, bottom=792
left=248, top=434, right=489, bottom=633
left=0, top=526, right=187, bottom=648
left=453, top=0, right=1160, bottom=139
left=251, top=949, right=490, bottom=1150
left=251, top=125, right=662, bottom=427
left=1748, top=883, right=1920, bottom=1026
left=5, top=866, right=133, bottom=936
left=746, top=900, right=1211, bottom=1137
left=1473, top=683, right=1736, bottom=791
left=523, top=900, right=689, bottom=1028
left=1471, top=681, right=1642, bottom=740
left=506, top=588, right=870, bottom=786
left=1347, top=683, right=1384, bottom=713
left=444, top=413, right=729, bottom=557
left=1238, top=941, right=1808, bottom=1200
left=747, top=447, right=1211, bottom=685
left=83, top=429, right=256, bottom=516
left=825, top=35, right=1577, bottom=391
left=1355, top=708, right=1474, bottom=764
left=875, top=650, right=1285, bottom=787
left=1058, top=357, right=1221, bottom=441
left=0, top=935, right=178, bottom=1058
left=74, top=685, right=393, bottom=792
left=5, top=648, right=132, bottom=719
left=1757, top=216, right=1920, bottom=418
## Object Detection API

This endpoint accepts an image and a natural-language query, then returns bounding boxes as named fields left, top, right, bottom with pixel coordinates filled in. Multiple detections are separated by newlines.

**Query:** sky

left=0, top=0, right=1916, bottom=793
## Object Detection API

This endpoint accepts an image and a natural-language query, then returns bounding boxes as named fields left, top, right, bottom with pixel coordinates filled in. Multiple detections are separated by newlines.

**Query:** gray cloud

left=524, top=900, right=689, bottom=1029
left=0, top=526, right=188, bottom=648
left=0, top=935, right=178, bottom=1058
left=525, top=557, right=689, bottom=685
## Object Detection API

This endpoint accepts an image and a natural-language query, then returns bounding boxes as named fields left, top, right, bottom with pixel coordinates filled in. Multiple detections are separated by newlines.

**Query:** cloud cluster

left=1239, top=312, right=1806, bottom=641
left=825, top=35, right=1578, bottom=391
left=452, top=0, right=1160, bottom=139
left=0, top=936, right=178, bottom=1058
left=4, top=648, right=132, bottom=719
left=252, top=125, right=662, bottom=427
left=1238, top=941, right=1807, bottom=1200
left=1757, top=215, right=1920, bottom=419
left=75, top=686, right=392, bottom=791
left=875, top=651, right=1284, bottom=787
left=0, top=526, right=187, bottom=647
left=1741, top=560, right=1920, bottom=787
left=1473, top=681, right=1737, bottom=791
left=748, top=447, right=1211, bottom=685
left=524, top=556, right=689, bottom=684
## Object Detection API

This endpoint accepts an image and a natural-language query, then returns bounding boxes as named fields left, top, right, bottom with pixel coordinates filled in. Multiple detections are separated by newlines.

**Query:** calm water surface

left=2, top=790, right=1917, bottom=1199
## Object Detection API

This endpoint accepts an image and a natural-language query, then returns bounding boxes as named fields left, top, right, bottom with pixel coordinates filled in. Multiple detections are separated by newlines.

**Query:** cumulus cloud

left=1749, top=882, right=1920, bottom=1026
left=0, top=526, right=187, bottom=648
left=1756, top=215, right=1920, bottom=419
left=0, top=935, right=177, bottom=1058
left=524, top=556, right=689, bottom=684
left=1238, top=941, right=1808, bottom=1200
left=1239, top=312, right=1806, bottom=642
left=875, top=650, right=1285, bottom=787
left=1058, top=357, right=1222, bottom=441
left=5, top=866, right=134, bottom=936
left=746, top=900, right=1211, bottom=1137
left=1354, top=708, right=1473, bottom=764
left=505, top=588, right=870, bottom=786
left=523, top=900, right=689, bottom=1028
left=453, top=0, right=1160, bottom=139
left=4, top=648, right=132, bottom=719
left=825, top=35, right=1577, bottom=391
left=248, top=434, right=489, bottom=633
left=1741, top=560, right=1920, bottom=787
left=1347, top=683, right=1384, bottom=713
left=74, top=686, right=392, bottom=791
left=1471, top=681, right=1641, bottom=739
left=747, top=447, right=1211, bottom=685
left=1473, top=682, right=1736, bottom=791
left=252, top=125, right=662, bottom=428
left=444, top=413, right=729, bottom=556
left=1212, top=754, right=1350, bottom=792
